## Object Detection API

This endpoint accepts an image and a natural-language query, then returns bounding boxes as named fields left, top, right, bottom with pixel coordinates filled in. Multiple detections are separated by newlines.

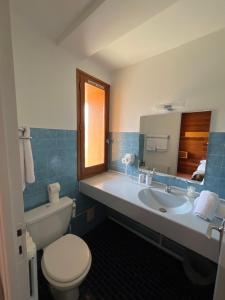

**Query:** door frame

left=76, top=69, right=110, bottom=180
left=0, top=0, right=29, bottom=299
left=213, top=226, right=225, bottom=300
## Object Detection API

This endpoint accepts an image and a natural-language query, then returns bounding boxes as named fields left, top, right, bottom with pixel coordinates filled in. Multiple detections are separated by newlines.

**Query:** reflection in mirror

left=139, top=111, right=211, bottom=183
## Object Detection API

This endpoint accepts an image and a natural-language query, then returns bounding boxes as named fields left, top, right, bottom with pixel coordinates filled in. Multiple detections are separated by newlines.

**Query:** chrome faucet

left=165, top=184, right=172, bottom=193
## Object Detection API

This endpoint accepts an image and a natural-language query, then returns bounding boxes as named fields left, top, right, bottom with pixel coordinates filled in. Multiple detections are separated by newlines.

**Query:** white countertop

left=80, top=171, right=225, bottom=262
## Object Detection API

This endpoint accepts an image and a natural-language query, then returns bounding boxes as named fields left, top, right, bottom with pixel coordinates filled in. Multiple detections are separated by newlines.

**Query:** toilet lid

left=42, top=234, right=91, bottom=283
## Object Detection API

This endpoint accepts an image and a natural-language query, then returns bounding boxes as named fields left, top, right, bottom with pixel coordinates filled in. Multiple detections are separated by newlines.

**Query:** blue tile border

left=109, top=132, right=140, bottom=176
left=23, top=127, right=104, bottom=236
left=24, top=128, right=225, bottom=233
left=23, top=128, right=78, bottom=210
left=109, top=131, right=225, bottom=199
left=204, top=132, right=225, bottom=198
left=71, top=204, right=107, bottom=237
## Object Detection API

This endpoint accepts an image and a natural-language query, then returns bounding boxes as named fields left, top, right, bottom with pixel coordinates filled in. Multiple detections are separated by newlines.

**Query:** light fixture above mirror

left=152, top=100, right=186, bottom=114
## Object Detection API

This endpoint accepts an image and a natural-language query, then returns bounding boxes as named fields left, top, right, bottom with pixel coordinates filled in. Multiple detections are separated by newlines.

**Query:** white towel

left=19, top=132, right=25, bottom=190
left=146, top=138, right=156, bottom=151
left=193, top=191, right=219, bottom=221
left=19, top=126, right=35, bottom=190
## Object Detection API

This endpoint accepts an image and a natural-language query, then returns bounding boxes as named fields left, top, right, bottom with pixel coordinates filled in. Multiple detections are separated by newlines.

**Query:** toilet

left=25, top=197, right=91, bottom=300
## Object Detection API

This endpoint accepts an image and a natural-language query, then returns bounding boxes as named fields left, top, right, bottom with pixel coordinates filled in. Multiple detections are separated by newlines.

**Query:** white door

left=213, top=226, right=225, bottom=300
left=0, top=0, right=30, bottom=299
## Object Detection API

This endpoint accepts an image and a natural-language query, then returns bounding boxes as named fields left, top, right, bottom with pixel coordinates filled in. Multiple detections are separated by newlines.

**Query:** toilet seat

left=42, top=259, right=91, bottom=290
left=41, top=234, right=91, bottom=286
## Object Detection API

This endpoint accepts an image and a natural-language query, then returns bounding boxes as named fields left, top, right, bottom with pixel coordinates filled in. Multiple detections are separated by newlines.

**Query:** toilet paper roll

left=48, top=182, right=60, bottom=203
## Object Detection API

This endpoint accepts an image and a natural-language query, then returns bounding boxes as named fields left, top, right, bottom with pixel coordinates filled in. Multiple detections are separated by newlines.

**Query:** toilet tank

left=25, top=197, right=73, bottom=250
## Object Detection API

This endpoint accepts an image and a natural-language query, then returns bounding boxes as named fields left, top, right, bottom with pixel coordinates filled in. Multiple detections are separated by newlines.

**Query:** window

left=77, top=69, right=110, bottom=179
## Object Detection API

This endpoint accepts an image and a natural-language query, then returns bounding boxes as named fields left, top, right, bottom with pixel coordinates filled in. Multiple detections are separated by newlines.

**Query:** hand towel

left=19, top=126, right=35, bottom=190
left=146, top=137, right=156, bottom=151
left=193, top=190, right=219, bottom=221
left=23, top=126, right=35, bottom=185
left=19, top=131, right=25, bottom=190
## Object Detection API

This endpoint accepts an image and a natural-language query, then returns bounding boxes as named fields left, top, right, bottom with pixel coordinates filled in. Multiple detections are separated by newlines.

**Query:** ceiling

left=10, top=0, right=225, bottom=70
left=10, top=0, right=105, bottom=40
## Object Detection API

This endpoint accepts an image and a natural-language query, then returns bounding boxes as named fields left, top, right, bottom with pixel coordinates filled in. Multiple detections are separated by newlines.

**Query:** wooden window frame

left=76, top=69, right=110, bottom=180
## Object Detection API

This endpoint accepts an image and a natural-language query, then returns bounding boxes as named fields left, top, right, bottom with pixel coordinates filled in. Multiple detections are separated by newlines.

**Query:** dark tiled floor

left=39, top=219, right=215, bottom=300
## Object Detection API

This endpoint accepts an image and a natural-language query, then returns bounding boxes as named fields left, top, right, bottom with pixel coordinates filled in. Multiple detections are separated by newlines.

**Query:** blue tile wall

left=204, top=132, right=225, bottom=199
left=109, top=131, right=225, bottom=199
left=71, top=203, right=107, bottom=236
left=24, top=128, right=77, bottom=210
left=24, top=128, right=106, bottom=236
left=153, top=173, right=203, bottom=193
left=25, top=128, right=225, bottom=236
left=109, top=132, right=140, bottom=176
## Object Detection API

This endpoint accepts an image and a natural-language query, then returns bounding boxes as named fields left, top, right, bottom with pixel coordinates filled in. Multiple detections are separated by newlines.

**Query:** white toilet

left=25, top=197, right=91, bottom=300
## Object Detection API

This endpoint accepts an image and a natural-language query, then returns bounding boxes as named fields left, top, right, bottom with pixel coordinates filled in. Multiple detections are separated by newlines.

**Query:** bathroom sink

left=138, top=188, right=192, bottom=214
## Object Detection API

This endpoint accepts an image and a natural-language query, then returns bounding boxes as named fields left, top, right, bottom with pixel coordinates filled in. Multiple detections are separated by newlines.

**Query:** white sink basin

left=138, top=188, right=192, bottom=214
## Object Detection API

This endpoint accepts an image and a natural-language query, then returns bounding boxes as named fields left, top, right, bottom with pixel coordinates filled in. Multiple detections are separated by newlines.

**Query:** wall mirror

left=139, top=111, right=212, bottom=183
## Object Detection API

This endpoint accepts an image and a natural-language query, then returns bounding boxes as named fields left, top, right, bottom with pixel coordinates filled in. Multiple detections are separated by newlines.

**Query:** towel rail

left=19, top=136, right=32, bottom=140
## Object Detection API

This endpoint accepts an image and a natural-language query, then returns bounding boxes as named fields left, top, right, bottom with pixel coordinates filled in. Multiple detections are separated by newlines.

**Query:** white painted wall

left=140, top=113, right=181, bottom=175
left=11, top=12, right=112, bottom=130
left=110, top=29, right=225, bottom=132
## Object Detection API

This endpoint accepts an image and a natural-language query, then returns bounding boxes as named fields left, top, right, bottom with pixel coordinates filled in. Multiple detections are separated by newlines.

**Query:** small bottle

left=145, top=172, right=153, bottom=186
left=138, top=173, right=145, bottom=184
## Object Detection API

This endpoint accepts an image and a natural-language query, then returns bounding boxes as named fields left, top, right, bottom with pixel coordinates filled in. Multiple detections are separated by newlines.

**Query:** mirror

left=139, top=111, right=211, bottom=183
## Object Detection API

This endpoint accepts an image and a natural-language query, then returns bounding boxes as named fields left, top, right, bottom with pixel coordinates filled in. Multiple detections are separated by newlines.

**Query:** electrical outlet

left=86, top=207, right=95, bottom=223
